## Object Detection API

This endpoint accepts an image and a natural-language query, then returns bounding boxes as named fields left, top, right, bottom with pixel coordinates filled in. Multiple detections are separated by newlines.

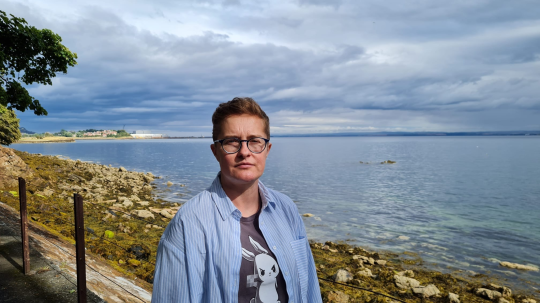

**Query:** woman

left=152, top=97, right=322, bottom=303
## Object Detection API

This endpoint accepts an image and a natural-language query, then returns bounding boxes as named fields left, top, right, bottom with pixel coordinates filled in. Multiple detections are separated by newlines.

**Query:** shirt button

left=285, top=272, right=289, bottom=276
left=273, top=246, right=277, bottom=250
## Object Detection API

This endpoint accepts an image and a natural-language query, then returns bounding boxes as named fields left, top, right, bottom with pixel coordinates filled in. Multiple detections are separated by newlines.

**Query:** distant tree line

left=18, top=129, right=132, bottom=140
left=52, top=129, right=131, bottom=138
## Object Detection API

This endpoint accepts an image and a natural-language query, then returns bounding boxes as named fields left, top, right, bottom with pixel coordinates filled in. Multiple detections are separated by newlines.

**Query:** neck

left=220, top=176, right=260, bottom=217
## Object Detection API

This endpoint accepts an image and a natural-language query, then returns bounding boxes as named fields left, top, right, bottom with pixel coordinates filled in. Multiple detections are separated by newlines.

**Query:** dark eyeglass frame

left=213, top=137, right=270, bottom=154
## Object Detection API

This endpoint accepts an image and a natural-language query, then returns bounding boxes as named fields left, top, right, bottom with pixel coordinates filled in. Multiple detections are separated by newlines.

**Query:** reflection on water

left=12, top=136, right=540, bottom=288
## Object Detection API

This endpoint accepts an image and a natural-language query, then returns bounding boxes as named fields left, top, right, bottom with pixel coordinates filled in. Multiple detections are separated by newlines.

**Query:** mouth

left=235, top=162, right=254, bottom=168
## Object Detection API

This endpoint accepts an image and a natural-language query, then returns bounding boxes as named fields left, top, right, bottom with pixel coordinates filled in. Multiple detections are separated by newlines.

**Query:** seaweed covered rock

left=128, top=244, right=151, bottom=261
left=327, top=291, right=349, bottom=303
left=0, top=146, right=34, bottom=187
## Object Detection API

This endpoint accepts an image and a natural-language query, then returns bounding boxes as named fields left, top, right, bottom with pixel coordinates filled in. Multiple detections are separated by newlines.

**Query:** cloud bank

left=3, top=0, right=540, bottom=135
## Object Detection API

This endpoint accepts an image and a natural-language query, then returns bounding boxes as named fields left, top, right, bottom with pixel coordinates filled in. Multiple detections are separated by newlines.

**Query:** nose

left=237, top=141, right=251, bottom=157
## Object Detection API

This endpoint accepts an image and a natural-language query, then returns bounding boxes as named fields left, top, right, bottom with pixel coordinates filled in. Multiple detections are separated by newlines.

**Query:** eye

left=223, top=138, right=240, bottom=146
left=272, top=265, right=276, bottom=272
left=260, top=268, right=265, bottom=276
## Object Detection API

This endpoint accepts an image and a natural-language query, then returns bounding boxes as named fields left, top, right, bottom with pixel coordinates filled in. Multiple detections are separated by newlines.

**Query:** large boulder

left=0, top=146, right=34, bottom=188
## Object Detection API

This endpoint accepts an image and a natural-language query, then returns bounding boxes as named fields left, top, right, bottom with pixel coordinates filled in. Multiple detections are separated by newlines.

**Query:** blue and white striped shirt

left=152, top=174, right=322, bottom=303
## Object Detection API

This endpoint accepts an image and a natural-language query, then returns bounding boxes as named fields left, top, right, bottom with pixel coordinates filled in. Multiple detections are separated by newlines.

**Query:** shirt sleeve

left=292, top=204, right=323, bottom=303
left=151, top=219, right=195, bottom=303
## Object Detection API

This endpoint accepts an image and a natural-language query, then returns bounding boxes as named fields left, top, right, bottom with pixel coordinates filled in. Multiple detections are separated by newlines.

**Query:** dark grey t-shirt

left=239, top=209, right=288, bottom=303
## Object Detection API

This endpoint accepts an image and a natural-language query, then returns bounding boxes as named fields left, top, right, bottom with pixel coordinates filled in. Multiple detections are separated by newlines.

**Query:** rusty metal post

left=74, top=193, right=87, bottom=303
left=18, top=177, right=30, bottom=275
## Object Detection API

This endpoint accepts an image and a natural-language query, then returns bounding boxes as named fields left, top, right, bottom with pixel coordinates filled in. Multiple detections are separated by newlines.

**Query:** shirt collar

left=209, top=172, right=276, bottom=221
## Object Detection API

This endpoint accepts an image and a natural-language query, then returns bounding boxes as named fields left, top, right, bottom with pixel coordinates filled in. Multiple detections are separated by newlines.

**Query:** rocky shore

left=0, top=146, right=538, bottom=302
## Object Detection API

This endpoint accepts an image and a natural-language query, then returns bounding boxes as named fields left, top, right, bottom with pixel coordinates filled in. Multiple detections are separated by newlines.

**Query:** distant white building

left=133, top=130, right=152, bottom=134
left=131, top=130, right=162, bottom=138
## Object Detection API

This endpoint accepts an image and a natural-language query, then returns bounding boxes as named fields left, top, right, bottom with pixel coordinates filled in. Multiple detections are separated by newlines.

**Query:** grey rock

left=394, top=274, right=420, bottom=289
left=487, top=283, right=512, bottom=297
left=354, top=268, right=373, bottom=278
left=334, top=269, right=353, bottom=283
left=476, top=288, right=502, bottom=300
left=412, top=284, right=440, bottom=298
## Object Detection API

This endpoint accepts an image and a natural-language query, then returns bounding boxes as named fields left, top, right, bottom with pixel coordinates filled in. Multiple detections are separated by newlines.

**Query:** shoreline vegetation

left=0, top=148, right=538, bottom=302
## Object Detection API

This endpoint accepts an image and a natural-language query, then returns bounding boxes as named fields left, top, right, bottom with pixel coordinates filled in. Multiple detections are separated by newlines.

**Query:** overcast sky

left=4, top=0, right=540, bottom=135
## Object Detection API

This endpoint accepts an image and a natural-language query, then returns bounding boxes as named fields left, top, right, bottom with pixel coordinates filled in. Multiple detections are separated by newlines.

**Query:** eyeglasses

left=214, top=137, right=270, bottom=154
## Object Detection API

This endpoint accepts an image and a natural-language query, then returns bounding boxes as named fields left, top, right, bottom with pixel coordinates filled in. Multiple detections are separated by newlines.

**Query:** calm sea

left=11, top=137, right=540, bottom=288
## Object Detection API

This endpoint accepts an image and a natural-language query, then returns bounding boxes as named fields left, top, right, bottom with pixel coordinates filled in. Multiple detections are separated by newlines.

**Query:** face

left=211, top=114, right=272, bottom=188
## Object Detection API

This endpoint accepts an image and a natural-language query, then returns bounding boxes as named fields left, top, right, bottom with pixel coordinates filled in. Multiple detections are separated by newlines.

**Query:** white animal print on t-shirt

left=242, top=236, right=281, bottom=303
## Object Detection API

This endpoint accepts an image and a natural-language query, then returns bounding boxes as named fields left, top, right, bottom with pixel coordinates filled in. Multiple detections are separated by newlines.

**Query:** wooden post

left=74, top=193, right=87, bottom=303
left=18, top=177, right=30, bottom=275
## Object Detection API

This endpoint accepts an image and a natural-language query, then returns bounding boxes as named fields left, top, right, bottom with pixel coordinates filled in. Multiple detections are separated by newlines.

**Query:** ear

left=266, top=142, right=272, bottom=155
left=249, top=236, right=268, bottom=254
left=242, top=248, right=255, bottom=262
left=210, top=143, right=219, bottom=161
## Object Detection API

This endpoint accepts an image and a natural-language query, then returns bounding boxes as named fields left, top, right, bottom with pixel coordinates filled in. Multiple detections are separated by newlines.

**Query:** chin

left=231, top=171, right=261, bottom=183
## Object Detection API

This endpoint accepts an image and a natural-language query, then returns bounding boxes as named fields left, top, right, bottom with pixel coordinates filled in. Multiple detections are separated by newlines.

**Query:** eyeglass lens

left=222, top=138, right=266, bottom=153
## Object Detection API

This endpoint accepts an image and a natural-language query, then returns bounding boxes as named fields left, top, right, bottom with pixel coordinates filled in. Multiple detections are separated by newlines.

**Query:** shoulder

left=265, top=187, right=300, bottom=216
left=177, top=190, right=213, bottom=216
left=162, top=190, right=214, bottom=239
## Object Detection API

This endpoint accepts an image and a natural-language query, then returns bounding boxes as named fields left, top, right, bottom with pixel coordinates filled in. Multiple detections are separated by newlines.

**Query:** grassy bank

left=0, top=151, right=538, bottom=302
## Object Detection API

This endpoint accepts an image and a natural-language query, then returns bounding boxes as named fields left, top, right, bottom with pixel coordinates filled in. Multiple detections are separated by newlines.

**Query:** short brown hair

left=212, top=97, right=270, bottom=141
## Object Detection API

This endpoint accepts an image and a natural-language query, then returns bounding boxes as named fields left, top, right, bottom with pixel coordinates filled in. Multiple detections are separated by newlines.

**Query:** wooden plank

left=74, top=193, right=87, bottom=303
left=18, top=177, right=30, bottom=275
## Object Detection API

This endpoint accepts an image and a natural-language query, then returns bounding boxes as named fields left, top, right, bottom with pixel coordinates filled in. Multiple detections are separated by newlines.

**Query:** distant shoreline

left=14, top=131, right=540, bottom=144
